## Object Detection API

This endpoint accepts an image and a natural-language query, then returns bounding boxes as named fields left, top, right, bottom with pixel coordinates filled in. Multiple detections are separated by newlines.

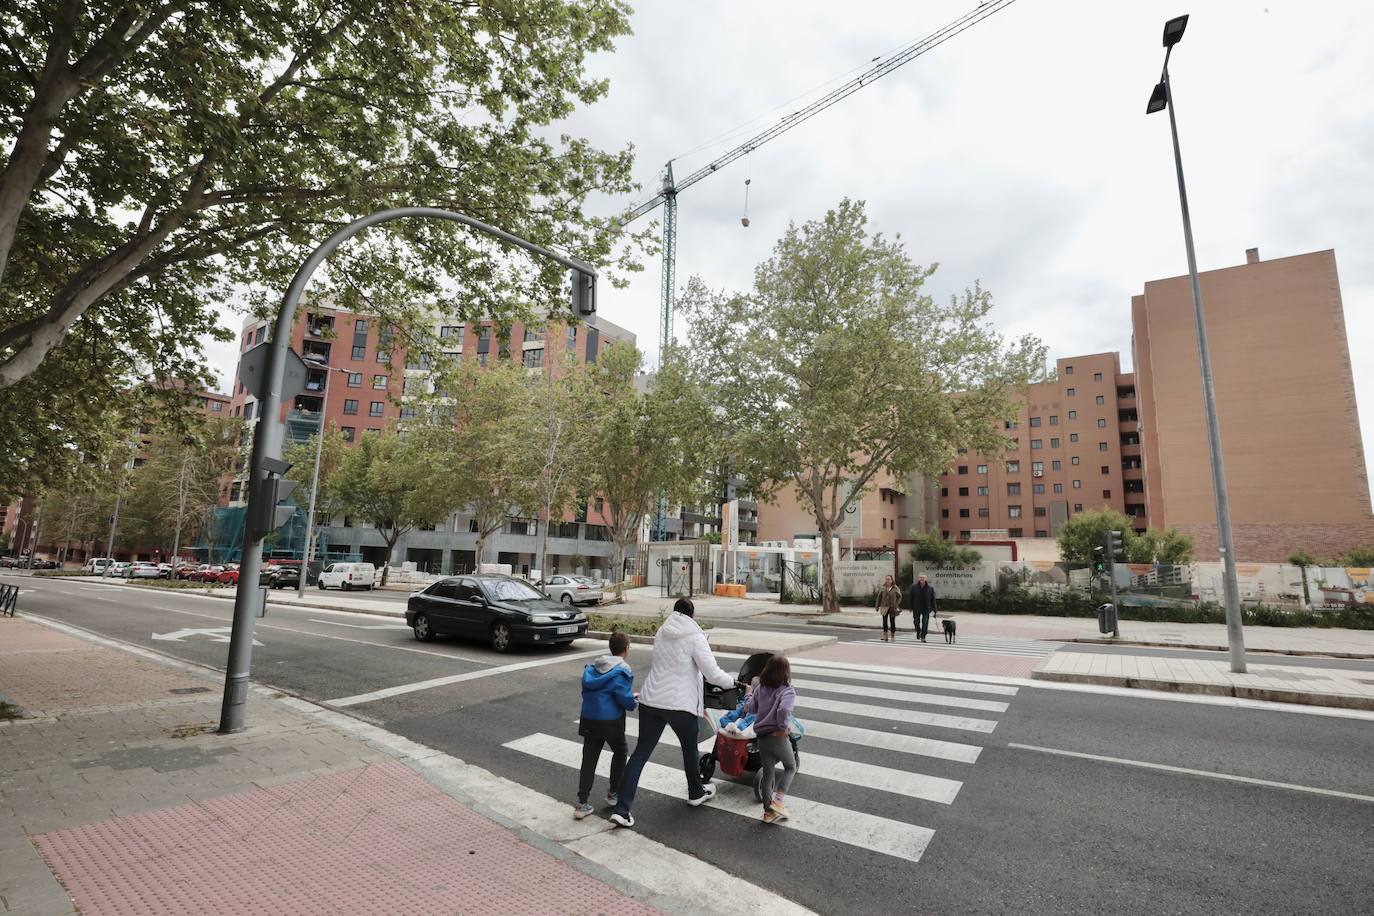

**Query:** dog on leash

left=941, top=618, right=957, bottom=644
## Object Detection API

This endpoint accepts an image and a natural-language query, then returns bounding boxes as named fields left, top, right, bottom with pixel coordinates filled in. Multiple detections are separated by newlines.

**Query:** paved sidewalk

left=1033, top=652, right=1374, bottom=710
left=1, top=614, right=811, bottom=916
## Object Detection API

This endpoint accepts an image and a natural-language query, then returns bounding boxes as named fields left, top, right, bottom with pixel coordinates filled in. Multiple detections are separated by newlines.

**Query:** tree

left=328, top=428, right=452, bottom=584
left=527, top=346, right=594, bottom=579
left=906, top=528, right=981, bottom=567
left=283, top=424, right=349, bottom=563
left=1057, top=510, right=1138, bottom=565
left=1289, top=548, right=1317, bottom=609
left=0, top=1, right=644, bottom=495
left=584, top=342, right=718, bottom=601
left=681, top=199, right=1046, bottom=612
left=121, top=415, right=242, bottom=558
left=1123, top=526, right=1196, bottom=565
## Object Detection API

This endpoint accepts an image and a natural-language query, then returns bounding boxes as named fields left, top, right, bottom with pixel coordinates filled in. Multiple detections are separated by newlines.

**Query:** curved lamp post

left=219, top=207, right=597, bottom=733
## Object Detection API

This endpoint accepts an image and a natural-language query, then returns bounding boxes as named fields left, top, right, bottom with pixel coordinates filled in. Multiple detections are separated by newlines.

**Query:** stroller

left=699, top=652, right=803, bottom=802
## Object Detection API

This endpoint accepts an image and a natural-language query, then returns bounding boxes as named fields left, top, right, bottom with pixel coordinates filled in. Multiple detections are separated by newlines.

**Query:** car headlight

left=531, top=615, right=556, bottom=624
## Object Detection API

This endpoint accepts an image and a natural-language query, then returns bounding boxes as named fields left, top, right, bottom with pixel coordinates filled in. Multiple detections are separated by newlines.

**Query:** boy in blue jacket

left=575, top=631, right=637, bottom=819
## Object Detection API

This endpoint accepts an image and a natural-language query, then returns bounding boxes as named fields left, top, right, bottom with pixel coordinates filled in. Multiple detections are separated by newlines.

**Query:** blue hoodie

left=580, top=655, right=637, bottom=721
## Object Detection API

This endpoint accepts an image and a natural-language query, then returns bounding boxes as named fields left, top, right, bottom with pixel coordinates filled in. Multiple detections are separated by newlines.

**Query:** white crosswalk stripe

left=508, top=663, right=1023, bottom=864
left=506, top=733, right=935, bottom=862
left=868, top=633, right=1062, bottom=657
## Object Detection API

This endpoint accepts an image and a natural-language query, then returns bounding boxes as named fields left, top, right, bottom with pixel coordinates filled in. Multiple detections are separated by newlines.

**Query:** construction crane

left=622, top=0, right=1021, bottom=365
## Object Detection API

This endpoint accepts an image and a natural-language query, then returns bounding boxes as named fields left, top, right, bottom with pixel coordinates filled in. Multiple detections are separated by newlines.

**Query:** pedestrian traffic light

left=570, top=268, right=596, bottom=317
left=1108, top=530, right=1125, bottom=563
left=247, top=470, right=299, bottom=540
left=1092, top=546, right=1106, bottom=574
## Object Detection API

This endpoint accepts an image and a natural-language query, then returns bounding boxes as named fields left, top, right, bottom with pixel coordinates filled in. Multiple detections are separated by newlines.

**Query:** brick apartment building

left=226, top=305, right=636, bottom=577
left=935, top=247, right=1373, bottom=562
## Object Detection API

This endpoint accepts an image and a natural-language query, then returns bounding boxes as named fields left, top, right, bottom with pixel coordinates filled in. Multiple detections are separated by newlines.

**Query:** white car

left=108, top=561, right=133, bottom=578
left=83, top=557, right=114, bottom=574
left=317, top=562, right=377, bottom=591
left=129, top=562, right=163, bottom=579
left=538, top=574, right=603, bottom=607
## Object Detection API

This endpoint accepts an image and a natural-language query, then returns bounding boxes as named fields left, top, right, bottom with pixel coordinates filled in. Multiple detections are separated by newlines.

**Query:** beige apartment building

left=1132, top=247, right=1374, bottom=561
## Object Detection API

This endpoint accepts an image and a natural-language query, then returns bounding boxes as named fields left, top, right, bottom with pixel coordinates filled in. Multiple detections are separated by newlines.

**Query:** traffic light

left=570, top=268, right=596, bottom=317
left=1092, top=546, right=1106, bottom=574
left=1108, top=530, right=1125, bottom=563
left=247, top=469, right=299, bottom=540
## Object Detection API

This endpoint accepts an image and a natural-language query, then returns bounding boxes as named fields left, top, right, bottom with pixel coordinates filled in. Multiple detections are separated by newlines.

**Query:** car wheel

left=342, top=582, right=352, bottom=592
left=317, top=580, right=326, bottom=590
left=699, top=753, right=716, bottom=782
left=413, top=613, right=434, bottom=642
left=490, top=621, right=513, bottom=653
left=560, top=593, right=573, bottom=605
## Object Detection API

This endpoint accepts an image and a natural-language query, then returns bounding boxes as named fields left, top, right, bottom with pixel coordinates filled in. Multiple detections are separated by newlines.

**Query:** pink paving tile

left=797, top=642, right=1042, bottom=678
left=33, top=760, right=658, bottom=916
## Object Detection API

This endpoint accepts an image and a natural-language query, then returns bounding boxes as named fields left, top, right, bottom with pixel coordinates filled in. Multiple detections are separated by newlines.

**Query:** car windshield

left=484, top=579, right=544, bottom=602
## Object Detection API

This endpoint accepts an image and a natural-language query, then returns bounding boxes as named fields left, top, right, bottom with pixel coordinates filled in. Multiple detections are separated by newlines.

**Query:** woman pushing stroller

left=742, top=654, right=797, bottom=824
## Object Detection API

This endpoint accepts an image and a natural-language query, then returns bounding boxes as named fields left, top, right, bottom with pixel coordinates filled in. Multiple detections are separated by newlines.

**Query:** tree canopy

left=681, top=199, right=1046, bottom=612
left=1057, top=509, right=1194, bottom=566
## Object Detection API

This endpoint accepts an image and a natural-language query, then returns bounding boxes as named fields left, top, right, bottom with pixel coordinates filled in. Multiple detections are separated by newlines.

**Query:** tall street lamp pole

left=1146, top=14, right=1246, bottom=673
left=297, top=363, right=347, bottom=598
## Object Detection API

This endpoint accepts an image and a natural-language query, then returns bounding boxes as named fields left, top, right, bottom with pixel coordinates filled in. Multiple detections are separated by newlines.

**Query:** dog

left=941, top=618, right=957, bottom=644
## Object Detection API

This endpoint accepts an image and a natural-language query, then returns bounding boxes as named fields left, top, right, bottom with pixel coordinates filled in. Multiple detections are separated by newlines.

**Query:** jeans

left=881, top=610, right=898, bottom=635
left=613, top=704, right=705, bottom=816
left=915, top=610, right=931, bottom=639
left=758, top=733, right=797, bottom=809
left=577, top=728, right=627, bottom=804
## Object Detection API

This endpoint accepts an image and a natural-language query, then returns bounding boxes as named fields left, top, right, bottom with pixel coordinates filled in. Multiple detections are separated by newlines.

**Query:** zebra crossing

left=502, top=657, right=1022, bottom=864
left=866, top=631, right=1062, bottom=658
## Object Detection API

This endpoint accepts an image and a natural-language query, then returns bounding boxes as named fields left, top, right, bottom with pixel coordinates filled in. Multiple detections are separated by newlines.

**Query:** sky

left=201, top=0, right=1374, bottom=472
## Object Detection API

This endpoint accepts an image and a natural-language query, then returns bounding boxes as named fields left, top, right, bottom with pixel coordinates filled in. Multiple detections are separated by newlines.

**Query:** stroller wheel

left=753, top=769, right=766, bottom=803
left=699, top=753, right=716, bottom=783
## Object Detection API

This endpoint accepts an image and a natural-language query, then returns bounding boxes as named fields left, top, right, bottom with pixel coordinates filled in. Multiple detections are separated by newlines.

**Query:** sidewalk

left=1, top=614, right=812, bottom=916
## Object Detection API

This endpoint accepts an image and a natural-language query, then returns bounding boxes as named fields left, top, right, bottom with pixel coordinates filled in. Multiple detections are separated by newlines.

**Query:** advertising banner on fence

left=835, top=559, right=892, bottom=597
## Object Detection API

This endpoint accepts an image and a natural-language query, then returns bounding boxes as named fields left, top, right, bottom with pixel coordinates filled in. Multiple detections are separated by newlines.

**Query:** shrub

left=586, top=612, right=712, bottom=637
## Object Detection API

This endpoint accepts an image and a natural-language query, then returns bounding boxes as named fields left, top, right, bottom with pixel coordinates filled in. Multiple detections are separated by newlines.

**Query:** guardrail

left=0, top=582, right=17, bottom=617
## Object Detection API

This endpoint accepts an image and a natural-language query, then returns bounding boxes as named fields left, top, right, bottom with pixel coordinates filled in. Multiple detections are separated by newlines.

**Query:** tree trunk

left=379, top=528, right=399, bottom=586
left=538, top=496, right=552, bottom=581
left=1299, top=565, right=1310, bottom=609
left=611, top=534, right=628, bottom=603
left=818, top=521, right=839, bottom=613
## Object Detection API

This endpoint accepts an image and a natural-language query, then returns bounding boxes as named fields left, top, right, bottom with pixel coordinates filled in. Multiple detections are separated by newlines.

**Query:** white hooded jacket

left=638, top=612, right=736, bottom=715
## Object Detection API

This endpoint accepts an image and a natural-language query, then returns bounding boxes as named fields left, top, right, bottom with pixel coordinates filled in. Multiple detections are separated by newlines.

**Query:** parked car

left=215, top=565, right=242, bottom=585
left=173, top=563, right=199, bottom=580
left=317, top=562, right=376, bottom=591
left=406, top=574, right=588, bottom=652
left=129, top=562, right=163, bottom=579
left=108, top=561, right=133, bottom=578
left=188, top=564, right=224, bottom=582
left=82, top=557, right=114, bottom=574
left=267, top=564, right=301, bottom=589
left=537, top=574, right=603, bottom=607
left=157, top=563, right=174, bottom=578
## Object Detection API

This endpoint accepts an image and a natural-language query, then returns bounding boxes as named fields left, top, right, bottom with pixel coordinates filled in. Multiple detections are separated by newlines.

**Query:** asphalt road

left=11, top=576, right=1374, bottom=915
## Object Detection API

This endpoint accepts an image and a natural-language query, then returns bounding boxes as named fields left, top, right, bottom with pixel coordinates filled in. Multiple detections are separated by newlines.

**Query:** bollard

left=1095, top=602, right=1119, bottom=638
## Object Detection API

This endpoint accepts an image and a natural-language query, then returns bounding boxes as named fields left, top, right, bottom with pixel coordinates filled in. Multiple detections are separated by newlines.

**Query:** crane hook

left=741, top=178, right=751, bottom=228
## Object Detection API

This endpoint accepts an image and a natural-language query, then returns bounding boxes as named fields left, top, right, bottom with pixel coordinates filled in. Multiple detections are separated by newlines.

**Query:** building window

left=1074, top=503, right=1084, bottom=512
left=959, top=508, right=970, bottom=518
left=377, top=350, right=391, bottom=365
left=1099, top=442, right=1109, bottom=451
left=958, top=487, right=969, bottom=497
left=1050, top=437, right=1060, bottom=448
left=1008, top=438, right=1019, bottom=450
left=1103, top=488, right=1113, bottom=498
left=958, top=530, right=971, bottom=540
left=977, top=486, right=988, bottom=496
left=1067, top=387, right=1076, bottom=397
left=369, top=401, right=384, bottom=417
left=1097, top=418, right=1107, bottom=428
left=942, top=509, right=949, bottom=518
left=1034, top=506, right=1047, bottom=516
left=343, top=399, right=358, bottom=415
left=1101, top=465, right=1110, bottom=475
left=942, top=531, right=950, bottom=540
left=341, top=426, right=355, bottom=442
left=1094, top=372, right=1103, bottom=381
left=1008, top=505, right=1022, bottom=518
left=1007, top=460, right=1020, bottom=473
left=1073, top=479, right=1081, bottom=489
left=1071, top=456, right=1080, bottom=465
left=1007, top=483, right=1021, bottom=495
left=1065, top=365, right=1074, bottom=375
left=439, top=325, right=464, bottom=341
left=978, top=507, right=989, bottom=518
left=957, top=466, right=968, bottom=475
left=351, top=345, right=366, bottom=360
left=244, top=401, right=254, bottom=421
left=567, top=325, right=578, bottom=350
left=523, top=348, right=544, bottom=369
left=373, top=374, right=388, bottom=389
left=1029, top=417, right=1041, bottom=427
left=210, top=400, right=223, bottom=412
left=346, top=372, right=362, bottom=387
left=1054, top=483, right=1064, bottom=493
left=977, top=464, right=988, bottom=474
left=364, top=428, right=381, bottom=437
left=957, top=447, right=968, bottom=455
left=399, top=406, right=417, bottom=420
left=406, top=353, right=433, bottom=370
left=1051, top=459, right=1062, bottom=470
left=1096, top=395, right=1106, bottom=405
left=354, top=319, right=369, bottom=334
left=1070, top=433, right=1079, bottom=443
left=1009, top=528, right=1024, bottom=538
left=1033, top=483, right=1045, bottom=494
left=1049, top=415, right=1059, bottom=426
left=1031, top=439, right=1042, bottom=449
left=941, top=487, right=948, bottom=497
left=1068, top=410, right=1077, bottom=420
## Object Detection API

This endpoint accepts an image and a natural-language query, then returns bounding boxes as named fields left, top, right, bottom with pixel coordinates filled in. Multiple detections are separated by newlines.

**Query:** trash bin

left=1095, top=602, right=1119, bottom=637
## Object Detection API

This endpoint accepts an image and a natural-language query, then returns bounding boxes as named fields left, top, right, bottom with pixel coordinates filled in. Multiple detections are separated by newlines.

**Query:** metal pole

left=219, top=206, right=596, bottom=734
left=103, top=491, right=121, bottom=575
left=171, top=455, right=190, bottom=564
left=297, top=370, right=333, bottom=598
left=1162, top=65, right=1247, bottom=673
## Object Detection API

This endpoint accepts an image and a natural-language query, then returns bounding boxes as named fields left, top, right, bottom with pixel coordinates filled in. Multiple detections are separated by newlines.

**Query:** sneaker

left=605, top=792, right=619, bottom=808
left=769, top=800, right=790, bottom=820
left=762, top=810, right=782, bottom=825
left=573, top=803, right=594, bottom=820
left=608, top=811, right=635, bottom=829
left=688, top=784, right=717, bottom=807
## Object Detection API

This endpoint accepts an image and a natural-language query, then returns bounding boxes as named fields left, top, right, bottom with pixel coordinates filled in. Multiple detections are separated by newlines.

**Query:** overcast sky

left=202, top=0, right=1374, bottom=474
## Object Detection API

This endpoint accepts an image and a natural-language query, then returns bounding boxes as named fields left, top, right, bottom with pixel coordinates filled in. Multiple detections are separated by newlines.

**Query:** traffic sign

left=238, top=343, right=310, bottom=402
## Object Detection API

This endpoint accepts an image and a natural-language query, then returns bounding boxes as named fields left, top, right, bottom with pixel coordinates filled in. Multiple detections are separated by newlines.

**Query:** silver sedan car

left=537, top=574, right=603, bottom=607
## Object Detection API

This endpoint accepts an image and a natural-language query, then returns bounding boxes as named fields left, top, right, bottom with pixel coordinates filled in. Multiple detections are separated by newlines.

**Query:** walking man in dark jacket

left=908, top=574, right=938, bottom=643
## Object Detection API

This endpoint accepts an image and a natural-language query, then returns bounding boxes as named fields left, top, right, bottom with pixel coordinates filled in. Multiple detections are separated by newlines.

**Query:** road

left=10, top=576, right=1374, bottom=914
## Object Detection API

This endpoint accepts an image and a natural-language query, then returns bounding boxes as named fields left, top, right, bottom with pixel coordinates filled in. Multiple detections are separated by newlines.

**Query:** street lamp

left=297, top=360, right=350, bottom=597
left=1145, top=13, right=1247, bottom=674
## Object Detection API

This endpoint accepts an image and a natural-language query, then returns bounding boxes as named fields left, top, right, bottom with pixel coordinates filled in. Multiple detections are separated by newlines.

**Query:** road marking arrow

left=152, top=626, right=262, bottom=646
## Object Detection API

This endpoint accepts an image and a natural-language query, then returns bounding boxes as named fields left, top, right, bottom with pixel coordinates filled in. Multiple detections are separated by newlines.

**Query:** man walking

left=907, top=573, right=937, bottom=643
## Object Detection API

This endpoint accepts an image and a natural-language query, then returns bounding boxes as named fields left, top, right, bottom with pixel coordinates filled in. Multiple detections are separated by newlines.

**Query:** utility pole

left=103, top=492, right=121, bottom=575
left=171, top=454, right=191, bottom=564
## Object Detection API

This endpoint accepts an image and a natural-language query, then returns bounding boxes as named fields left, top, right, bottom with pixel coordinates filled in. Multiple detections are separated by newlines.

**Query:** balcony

left=1119, top=420, right=1140, bottom=435
left=302, top=340, right=331, bottom=363
left=286, top=409, right=323, bottom=443
left=1120, top=443, right=1142, bottom=458
left=305, top=316, right=335, bottom=339
left=1122, top=466, right=1144, bottom=482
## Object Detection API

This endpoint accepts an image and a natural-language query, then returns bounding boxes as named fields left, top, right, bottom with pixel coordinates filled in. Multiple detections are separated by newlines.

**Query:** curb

left=1065, top=637, right=1374, bottom=660
left=1030, top=669, right=1374, bottom=711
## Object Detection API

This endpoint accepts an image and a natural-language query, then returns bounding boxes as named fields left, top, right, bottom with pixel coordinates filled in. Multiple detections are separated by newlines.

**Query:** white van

left=317, top=562, right=377, bottom=591
left=83, top=557, right=114, bottom=574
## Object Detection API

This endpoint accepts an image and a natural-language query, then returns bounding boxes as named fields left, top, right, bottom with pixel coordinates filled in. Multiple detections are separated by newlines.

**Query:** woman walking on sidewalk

left=609, top=598, right=736, bottom=829
left=875, top=575, right=901, bottom=641
left=744, top=654, right=797, bottom=824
